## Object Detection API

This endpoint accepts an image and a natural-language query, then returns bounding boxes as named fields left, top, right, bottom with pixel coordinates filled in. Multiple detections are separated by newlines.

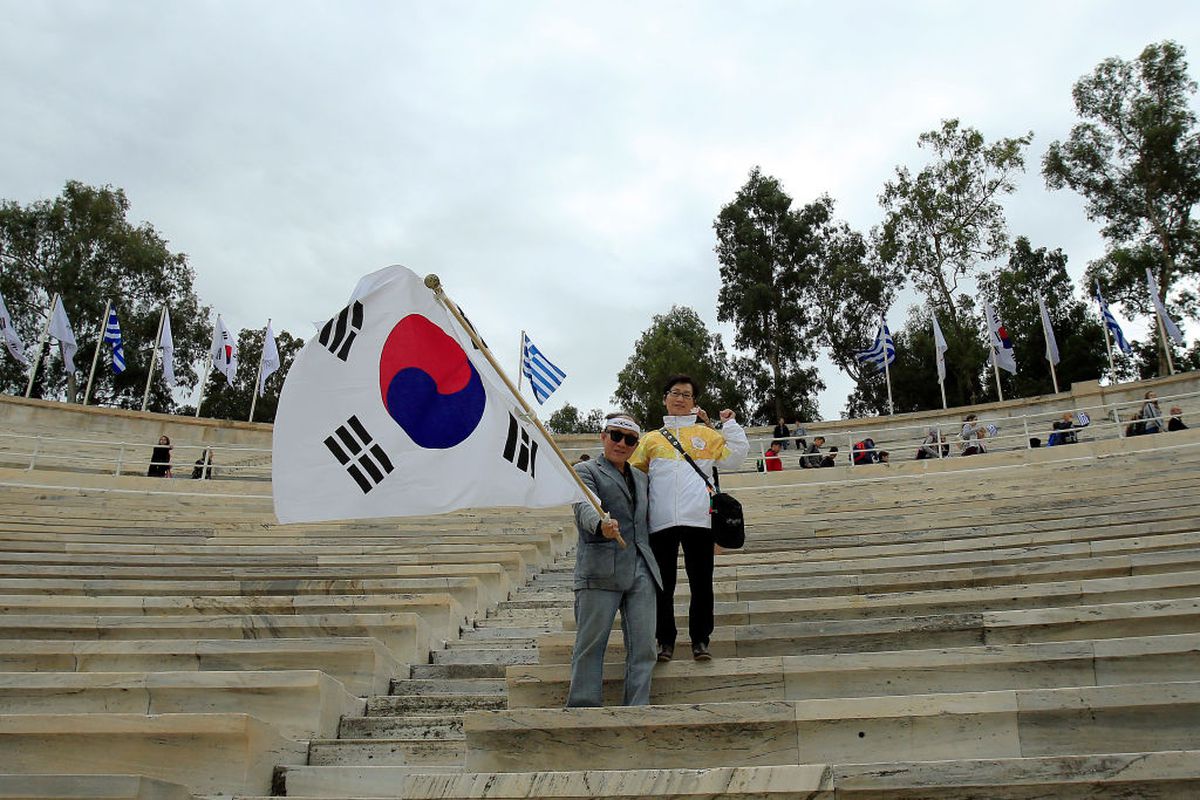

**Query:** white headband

left=604, top=417, right=641, bottom=436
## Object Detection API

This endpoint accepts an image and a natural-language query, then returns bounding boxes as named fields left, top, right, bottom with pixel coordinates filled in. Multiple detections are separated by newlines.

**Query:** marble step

left=339, top=714, right=464, bottom=740
left=390, top=678, right=507, bottom=696
left=0, top=670, right=362, bottom=740
left=257, top=750, right=1200, bottom=798
left=477, top=611, right=566, bottom=626
left=509, top=633, right=1200, bottom=708
left=307, top=737, right=465, bottom=767
left=565, top=570, right=1200, bottom=632
left=270, top=765, right=459, bottom=798
left=0, top=610, right=433, bottom=666
left=253, top=751, right=1200, bottom=798
left=431, top=648, right=539, bottom=666
left=536, top=597, right=1200, bottom=663
left=0, top=713, right=307, bottom=796
left=393, top=681, right=506, bottom=695
left=368, top=693, right=507, bottom=715
left=0, top=637, right=403, bottom=696
left=494, top=595, right=572, bottom=609
left=410, top=663, right=509, bottom=680
left=0, top=773, right=196, bottom=799
left=451, top=632, right=542, bottom=646
left=463, top=681, right=1200, bottom=773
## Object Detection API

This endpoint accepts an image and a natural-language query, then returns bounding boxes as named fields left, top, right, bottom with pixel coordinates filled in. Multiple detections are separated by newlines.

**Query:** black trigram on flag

left=319, top=301, right=364, bottom=362
left=324, top=415, right=394, bottom=494
left=502, top=413, right=537, bottom=477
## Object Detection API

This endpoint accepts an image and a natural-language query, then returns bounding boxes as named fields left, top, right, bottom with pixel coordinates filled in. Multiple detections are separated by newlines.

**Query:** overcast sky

left=3, top=1, right=1198, bottom=421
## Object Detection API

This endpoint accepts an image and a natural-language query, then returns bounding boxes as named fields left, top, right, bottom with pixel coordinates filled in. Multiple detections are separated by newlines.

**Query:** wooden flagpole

left=424, top=274, right=624, bottom=548
left=83, top=300, right=112, bottom=406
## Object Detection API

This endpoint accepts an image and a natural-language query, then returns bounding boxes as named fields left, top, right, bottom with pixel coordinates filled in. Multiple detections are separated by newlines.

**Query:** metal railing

left=0, top=389, right=1193, bottom=481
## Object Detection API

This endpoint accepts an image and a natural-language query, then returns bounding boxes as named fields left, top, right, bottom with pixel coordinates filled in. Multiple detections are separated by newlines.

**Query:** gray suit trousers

left=566, top=554, right=657, bottom=707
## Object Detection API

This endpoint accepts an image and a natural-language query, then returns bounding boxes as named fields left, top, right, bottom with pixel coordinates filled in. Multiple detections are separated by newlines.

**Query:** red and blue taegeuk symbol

left=379, top=314, right=486, bottom=449
left=997, top=325, right=1013, bottom=348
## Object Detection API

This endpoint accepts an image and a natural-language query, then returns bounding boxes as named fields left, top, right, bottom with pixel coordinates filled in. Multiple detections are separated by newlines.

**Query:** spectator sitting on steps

left=147, top=435, right=173, bottom=478
left=191, top=448, right=215, bottom=480
left=1168, top=407, right=1188, bottom=432
left=801, top=436, right=826, bottom=469
left=763, top=441, right=783, bottom=472
left=772, top=418, right=791, bottom=449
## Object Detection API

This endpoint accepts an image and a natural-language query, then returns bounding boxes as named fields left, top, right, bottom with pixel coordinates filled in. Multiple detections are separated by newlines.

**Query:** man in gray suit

left=567, top=412, right=663, bottom=707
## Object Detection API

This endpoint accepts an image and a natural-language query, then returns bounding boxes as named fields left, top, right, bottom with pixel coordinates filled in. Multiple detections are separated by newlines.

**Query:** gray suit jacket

left=572, top=457, right=663, bottom=592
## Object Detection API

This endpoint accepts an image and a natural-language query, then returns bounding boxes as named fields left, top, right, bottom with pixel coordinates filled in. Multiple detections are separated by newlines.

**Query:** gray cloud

left=2, top=0, right=1195, bottom=420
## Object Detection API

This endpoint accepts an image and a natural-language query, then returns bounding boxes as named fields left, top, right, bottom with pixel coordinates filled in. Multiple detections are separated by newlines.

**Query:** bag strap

left=659, top=428, right=721, bottom=494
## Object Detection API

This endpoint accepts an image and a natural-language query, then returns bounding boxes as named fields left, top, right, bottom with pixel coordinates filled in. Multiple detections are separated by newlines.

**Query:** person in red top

left=763, top=441, right=783, bottom=472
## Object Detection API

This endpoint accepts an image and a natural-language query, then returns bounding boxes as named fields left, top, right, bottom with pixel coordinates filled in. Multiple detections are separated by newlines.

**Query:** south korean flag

left=272, top=264, right=588, bottom=524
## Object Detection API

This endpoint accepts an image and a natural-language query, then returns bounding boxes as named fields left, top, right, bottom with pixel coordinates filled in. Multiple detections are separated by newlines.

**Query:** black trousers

left=649, top=525, right=714, bottom=648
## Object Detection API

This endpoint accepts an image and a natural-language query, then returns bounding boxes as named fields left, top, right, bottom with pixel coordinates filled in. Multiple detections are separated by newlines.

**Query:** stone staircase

left=274, top=564, right=575, bottom=797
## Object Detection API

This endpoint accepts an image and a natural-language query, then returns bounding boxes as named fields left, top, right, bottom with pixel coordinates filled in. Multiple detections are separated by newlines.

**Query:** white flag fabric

left=1037, top=295, right=1060, bottom=366
left=258, top=322, right=280, bottom=397
left=159, top=309, right=176, bottom=386
left=48, top=296, right=78, bottom=374
left=931, top=313, right=948, bottom=383
left=210, top=315, right=239, bottom=385
left=983, top=299, right=1017, bottom=374
left=1145, top=268, right=1185, bottom=345
left=273, top=264, right=589, bottom=524
left=0, top=291, right=29, bottom=366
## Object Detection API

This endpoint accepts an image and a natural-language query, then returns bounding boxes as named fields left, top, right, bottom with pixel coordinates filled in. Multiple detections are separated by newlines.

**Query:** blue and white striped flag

left=855, top=320, right=896, bottom=371
left=104, top=307, right=126, bottom=374
left=1094, top=282, right=1131, bottom=355
left=521, top=332, right=566, bottom=404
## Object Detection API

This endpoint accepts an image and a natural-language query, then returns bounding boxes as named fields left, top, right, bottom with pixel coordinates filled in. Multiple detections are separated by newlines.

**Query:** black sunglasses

left=605, top=430, right=640, bottom=446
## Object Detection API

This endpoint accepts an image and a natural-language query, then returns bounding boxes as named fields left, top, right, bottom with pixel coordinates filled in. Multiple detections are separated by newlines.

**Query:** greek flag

left=855, top=321, right=895, bottom=371
left=1094, top=282, right=1131, bottom=355
left=104, top=307, right=126, bottom=374
left=521, top=332, right=566, bottom=404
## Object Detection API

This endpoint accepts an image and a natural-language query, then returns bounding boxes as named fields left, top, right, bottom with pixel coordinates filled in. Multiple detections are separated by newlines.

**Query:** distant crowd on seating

left=146, top=436, right=216, bottom=479
left=757, top=390, right=1188, bottom=473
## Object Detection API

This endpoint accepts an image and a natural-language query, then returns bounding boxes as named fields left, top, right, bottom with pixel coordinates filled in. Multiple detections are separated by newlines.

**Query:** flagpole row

left=24, top=293, right=58, bottom=399
left=424, top=274, right=625, bottom=549
left=83, top=300, right=112, bottom=407
left=142, top=308, right=166, bottom=412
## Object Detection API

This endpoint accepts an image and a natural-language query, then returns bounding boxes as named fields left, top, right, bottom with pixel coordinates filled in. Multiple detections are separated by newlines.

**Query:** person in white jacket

left=629, top=374, right=749, bottom=662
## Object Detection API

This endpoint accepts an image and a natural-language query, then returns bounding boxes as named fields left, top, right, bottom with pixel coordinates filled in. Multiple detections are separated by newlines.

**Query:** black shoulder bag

left=659, top=428, right=745, bottom=550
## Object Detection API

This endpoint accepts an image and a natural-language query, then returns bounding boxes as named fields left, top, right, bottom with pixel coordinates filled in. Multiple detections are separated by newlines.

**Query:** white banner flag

left=48, top=296, right=78, bottom=374
left=1037, top=295, right=1060, bottom=366
left=272, top=265, right=587, bottom=524
left=160, top=309, right=176, bottom=386
left=1146, top=268, right=1185, bottom=345
left=259, top=321, right=280, bottom=397
left=210, top=315, right=239, bottom=386
left=931, top=312, right=948, bottom=383
left=983, top=299, right=1017, bottom=374
left=0, top=291, right=29, bottom=366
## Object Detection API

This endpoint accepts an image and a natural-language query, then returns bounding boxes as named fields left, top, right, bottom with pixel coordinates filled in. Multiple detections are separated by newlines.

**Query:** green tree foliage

left=1044, top=41, right=1200, bottom=372
left=0, top=181, right=209, bottom=410
left=713, top=168, right=829, bottom=421
left=547, top=403, right=605, bottom=434
left=811, top=216, right=903, bottom=415
left=195, top=326, right=305, bottom=422
left=613, top=306, right=749, bottom=428
left=979, top=237, right=1109, bottom=399
left=878, top=119, right=1033, bottom=403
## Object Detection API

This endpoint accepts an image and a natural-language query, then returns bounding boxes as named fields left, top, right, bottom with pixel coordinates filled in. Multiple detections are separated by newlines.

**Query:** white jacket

left=629, top=415, right=749, bottom=534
